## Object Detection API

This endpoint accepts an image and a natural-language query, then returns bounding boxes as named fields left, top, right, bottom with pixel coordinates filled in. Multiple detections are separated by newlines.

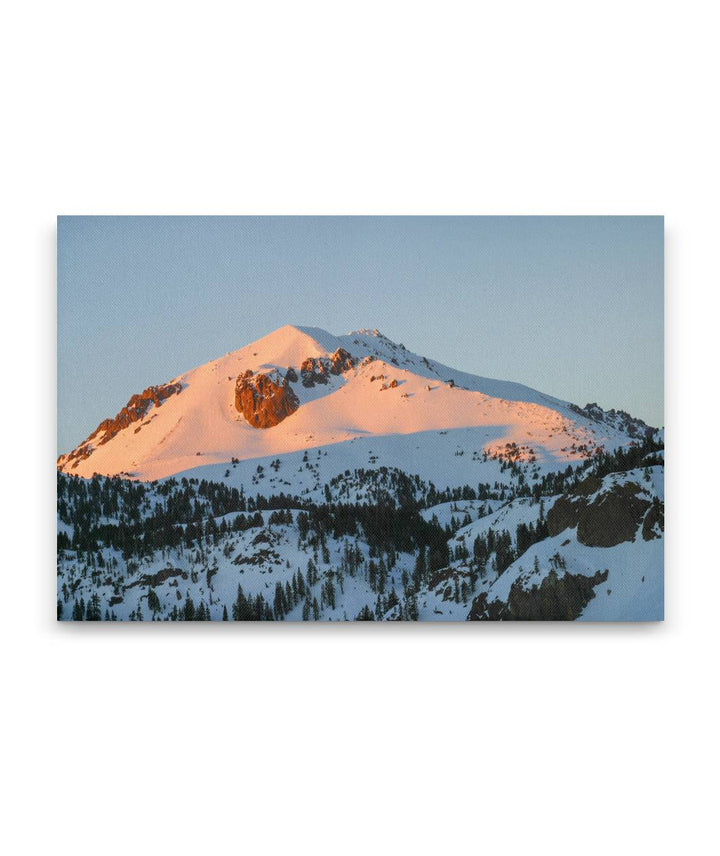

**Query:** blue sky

left=58, top=216, right=663, bottom=453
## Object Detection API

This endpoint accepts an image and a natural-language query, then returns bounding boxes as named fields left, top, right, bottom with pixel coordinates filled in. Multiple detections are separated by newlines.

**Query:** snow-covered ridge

left=56, top=456, right=664, bottom=622
left=58, top=324, right=655, bottom=482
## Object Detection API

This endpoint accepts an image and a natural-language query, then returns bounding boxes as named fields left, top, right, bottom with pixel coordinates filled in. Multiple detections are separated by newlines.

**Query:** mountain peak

left=229, top=325, right=403, bottom=371
left=58, top=322, right=653, bottom=482
left=237, top=324, right=344, bottom=366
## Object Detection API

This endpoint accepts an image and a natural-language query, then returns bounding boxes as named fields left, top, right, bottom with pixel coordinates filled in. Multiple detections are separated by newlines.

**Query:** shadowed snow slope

left=58, top=325, right=651, bottom=482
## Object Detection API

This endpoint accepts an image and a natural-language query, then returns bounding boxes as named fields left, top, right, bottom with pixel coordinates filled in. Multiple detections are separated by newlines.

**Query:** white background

left=2, top=2, right=718, bottom=854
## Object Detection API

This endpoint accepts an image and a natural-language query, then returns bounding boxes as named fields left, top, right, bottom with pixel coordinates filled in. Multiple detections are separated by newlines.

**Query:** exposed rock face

left=330, top=347, right=356, bottom=375
left=468, top=569, right=609, bottom=620
left=124, top=566, right=188, bottom=589
left=300, top=357, right=329, bottom=387
left=300, top=348, right=357, bottom=387
left=101, top=384, right=182, bottom=437
left=568, top=401, right=657, bottom=439
left=547, top=479, right=653, bottom=547
left=57, top=382, right=182, bottom=470
left=641, top=498, right=664, bottom=541
left=235, top=369, right=299, bottom=429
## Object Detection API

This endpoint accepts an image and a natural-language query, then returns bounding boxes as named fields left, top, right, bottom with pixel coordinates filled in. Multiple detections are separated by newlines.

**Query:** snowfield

left=58, top=325, right=642, bottom=482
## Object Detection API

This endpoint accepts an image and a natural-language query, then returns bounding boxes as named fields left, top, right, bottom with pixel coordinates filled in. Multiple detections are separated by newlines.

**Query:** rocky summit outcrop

left=547, top=477, right=654, bottom=547
left=235, top=369, right=299, bottom=429
left=300, top=348, right=357, bottom=387
left=330, top=347, right=356, bottom=375
left=568, top=402, right=657, bottom=439
left=58, top=382, right=182, bottom=470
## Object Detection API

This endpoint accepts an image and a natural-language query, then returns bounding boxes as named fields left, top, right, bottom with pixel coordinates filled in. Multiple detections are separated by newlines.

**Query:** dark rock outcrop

left=96, top=383, right=182, bottom=442
left=468, top=569, right=609, bottom=621
left=568, top=401, right=657, bottom=439
left=58, top=382, right=182, bottom=470
left=301, top=357, right=330, bottom=387
left=124, top=566, right=188, bottom=589
left=641, top=498, right=664, bottom=541
left=300, top=348, right=357, bottom=387
left=547, top=480, right=652, bottom=547
left=235, top=370, right=299, bottom=429
left=330, top=347, right=356, bottom=375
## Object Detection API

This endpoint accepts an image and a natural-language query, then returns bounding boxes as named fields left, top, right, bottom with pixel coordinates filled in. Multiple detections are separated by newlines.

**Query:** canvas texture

left=57, top=216, right=664, bottom=622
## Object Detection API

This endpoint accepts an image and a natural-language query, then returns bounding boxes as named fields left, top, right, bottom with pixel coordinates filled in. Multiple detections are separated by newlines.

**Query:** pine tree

left=368, top=559, right=378, bottom=591
left=386, top=588, right=400, bottom=611
left=233, top=585, right=254, bottom=620
left=325, top=578, right=336, bottom=610
left=147, top=588, right=161, bottom=617
left=378, top=556, right=387, bottom=594
left=274, top=582, right=286, bottom=620
left=86, top=593, right=102, bottom=621
left=356, top=605, right=375, bottom=620
left=413, top=547, right=426, bottom=589
left=375, top=594, right=385, bottom=620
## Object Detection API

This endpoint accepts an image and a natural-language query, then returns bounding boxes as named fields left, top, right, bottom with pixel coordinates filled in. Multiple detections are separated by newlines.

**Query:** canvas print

left=57, top=216, right=664, bottom=621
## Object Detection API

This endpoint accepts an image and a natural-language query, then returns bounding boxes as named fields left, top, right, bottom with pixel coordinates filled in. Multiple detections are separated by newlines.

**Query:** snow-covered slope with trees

left=57, top=325, right=663, bottom=621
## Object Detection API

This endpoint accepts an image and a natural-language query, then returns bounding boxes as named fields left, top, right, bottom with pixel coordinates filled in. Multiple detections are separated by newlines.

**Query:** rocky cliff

left=546, top=476, right=655, bottom=547
left=300, top=348, right=356, bottom=387
left=234, top=369, right=299, bottom=429
left=57, top=382, right=182, bottom=470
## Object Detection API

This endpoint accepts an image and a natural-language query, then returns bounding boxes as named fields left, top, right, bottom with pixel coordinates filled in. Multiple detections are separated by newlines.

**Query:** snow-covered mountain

left=58, top=324, right=653, bottom=484
left=57, top=325, right=663, bottom=622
